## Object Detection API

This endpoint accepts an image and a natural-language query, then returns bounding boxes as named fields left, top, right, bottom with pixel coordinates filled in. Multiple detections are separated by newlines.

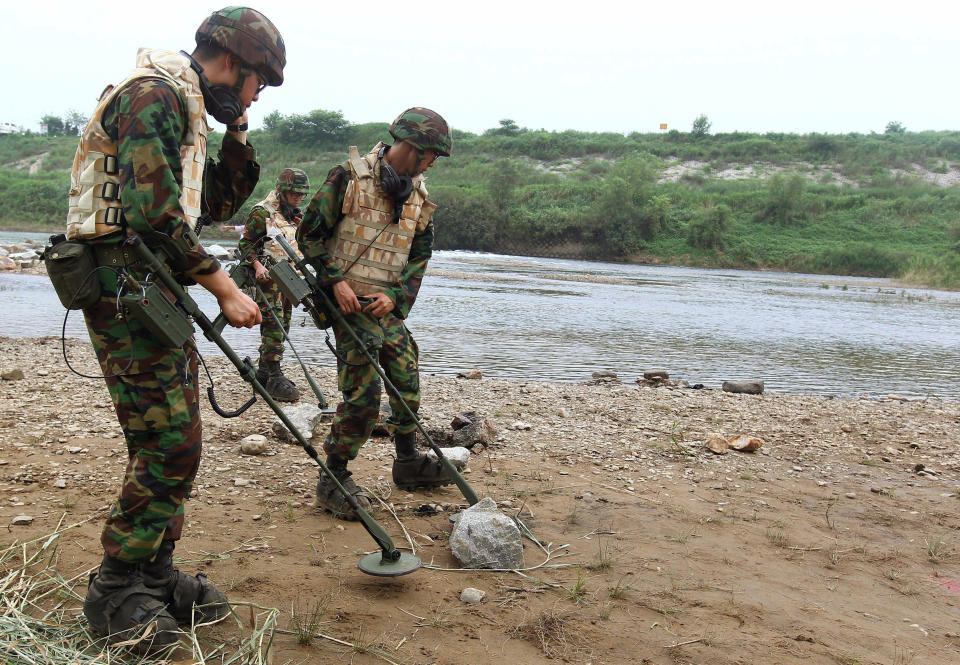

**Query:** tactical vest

left=258, top=190, right=300, bottom=262
left=325, top=143, right=436, bottom=296
left=66, top=48, right=209, bottom=240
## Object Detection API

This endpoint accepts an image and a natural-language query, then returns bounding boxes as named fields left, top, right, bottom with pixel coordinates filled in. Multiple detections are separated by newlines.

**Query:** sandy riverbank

left=1, top=336, right=958, bottom=664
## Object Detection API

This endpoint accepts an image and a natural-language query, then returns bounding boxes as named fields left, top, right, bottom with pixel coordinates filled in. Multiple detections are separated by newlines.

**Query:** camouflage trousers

left=83, top=267, right=202, bottom=563
left=255, top=278, right=292, bottom=363
left=323, top=311, right=420, bottom=460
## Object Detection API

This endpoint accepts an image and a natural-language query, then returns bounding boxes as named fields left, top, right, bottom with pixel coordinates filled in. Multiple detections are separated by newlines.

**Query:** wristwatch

left=227, top=122, right=249, bottom=132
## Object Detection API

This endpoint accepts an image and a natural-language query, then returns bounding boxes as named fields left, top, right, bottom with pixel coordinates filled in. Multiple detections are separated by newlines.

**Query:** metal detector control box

left=119, top=282, right=194, bottom=348
left=269, top=260, right=312, bottom=305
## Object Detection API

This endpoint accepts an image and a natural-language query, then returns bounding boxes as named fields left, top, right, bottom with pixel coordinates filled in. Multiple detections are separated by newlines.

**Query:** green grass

left=4, top=124, right=960, bottom=287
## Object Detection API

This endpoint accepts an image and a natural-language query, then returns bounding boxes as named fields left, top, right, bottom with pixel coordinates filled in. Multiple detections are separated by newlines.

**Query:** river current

left=2, top=231, right=958, bottom=398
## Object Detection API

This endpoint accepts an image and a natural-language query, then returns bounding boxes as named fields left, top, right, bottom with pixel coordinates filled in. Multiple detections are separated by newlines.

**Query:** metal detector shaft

left=124, top=236, right=403, bottom=561
left=252, top=277, right=331, bottom=410
left=274, top=235, right=480, bottom=506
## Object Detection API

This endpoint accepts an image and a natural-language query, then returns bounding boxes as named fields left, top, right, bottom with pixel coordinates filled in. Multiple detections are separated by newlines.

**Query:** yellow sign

left=659, top=123, right=668, bottom=130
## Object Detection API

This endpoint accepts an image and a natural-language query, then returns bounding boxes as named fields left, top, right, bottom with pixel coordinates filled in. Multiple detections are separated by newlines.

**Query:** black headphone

left=377, top=146, right=413, bottom=201
left=179, top=51, right=244, bottom=125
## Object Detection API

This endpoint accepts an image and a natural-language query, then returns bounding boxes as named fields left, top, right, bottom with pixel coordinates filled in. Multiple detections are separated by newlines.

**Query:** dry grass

left=0, top=521, right=280, bottom=665
left=513, top=608, right=584, bottom=658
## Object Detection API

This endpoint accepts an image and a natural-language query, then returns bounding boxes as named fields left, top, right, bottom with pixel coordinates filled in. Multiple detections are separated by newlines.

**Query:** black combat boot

left=316, top=455, right=372, bottom=521
left=140, top=541, right=230, bottom=626
left=256, top=359, right=300, bottom=402
left=83, top=553, right=179, bottom=654
left=392, top=431, right=454, bottom=490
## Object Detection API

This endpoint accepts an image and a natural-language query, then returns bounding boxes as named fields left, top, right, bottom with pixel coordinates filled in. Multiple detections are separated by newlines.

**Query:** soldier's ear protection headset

left=377, top=146, right=414, bottom=201
left=180, top=50, right=246, bottom=125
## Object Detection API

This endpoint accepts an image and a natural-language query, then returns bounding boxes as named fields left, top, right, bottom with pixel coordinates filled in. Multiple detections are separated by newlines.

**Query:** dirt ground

left=1, top=336, right=959, bottom=665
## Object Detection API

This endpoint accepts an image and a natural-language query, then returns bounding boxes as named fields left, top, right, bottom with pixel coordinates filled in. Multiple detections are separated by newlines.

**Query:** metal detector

left=269, top=235, right=480, bottom=507
left=226, top=253, right=336, bottom=415
left=124, top=236, right=420, bottom=577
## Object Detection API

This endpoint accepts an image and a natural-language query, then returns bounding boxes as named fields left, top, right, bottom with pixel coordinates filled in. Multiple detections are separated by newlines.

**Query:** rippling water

left=2, top=231, right=959, bottom=398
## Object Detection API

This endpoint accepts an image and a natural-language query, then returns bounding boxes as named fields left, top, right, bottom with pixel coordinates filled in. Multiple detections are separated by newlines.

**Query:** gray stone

left=722, top=380, right=764, bottom=395
left=643, top=369, right=670, bottom=380
left=53, top=478, right=67, bottom=489
left=449, top=497, right=524, bottom=569
left=456, top=368, right=483, bottom=380
left=240, top=434, right=269, bottom=456
left=592, top=369, right=618, bottom=380
left=8, top=251, right=38, bottom=261
left=273, top=404, right=324, bottom=444
left=11, top=515, right=34, bottom=526
left=427, top=446, right=470, bottom=470
left=2, top=369, right=24, bottom=381
left=459, top=587, right=486, bottom=604
left=451, top=416, right=498, bottom=450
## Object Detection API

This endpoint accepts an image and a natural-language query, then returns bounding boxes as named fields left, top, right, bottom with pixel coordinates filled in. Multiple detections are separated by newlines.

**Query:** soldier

left=66, top=7, right=285, bottom=653
left=297, top=108, right=452, bottom=520
left=238, top=167, right=310, bottom=401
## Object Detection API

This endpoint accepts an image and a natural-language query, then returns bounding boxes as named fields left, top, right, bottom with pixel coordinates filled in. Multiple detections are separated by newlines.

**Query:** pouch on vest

left=43, top=235, right=101, bottom=310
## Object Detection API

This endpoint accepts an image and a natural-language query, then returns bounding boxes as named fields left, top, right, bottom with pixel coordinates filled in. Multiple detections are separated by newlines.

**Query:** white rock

left=240, top=434, right=269, bottom=456
left=459, top=587, right=486, bottom=603
left=426, top=446, right=470, bottom=470
left=234, top=478, right=251, bottom=487
left=11, top=515, right=34, bottom=526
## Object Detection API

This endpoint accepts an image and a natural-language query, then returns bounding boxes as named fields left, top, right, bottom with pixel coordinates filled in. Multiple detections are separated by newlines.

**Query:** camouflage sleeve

left=237, top=205, right=270, bottom=263
left=297, top=164, right=349, bottom=286
left=384, top=221, right=433, bottom=319
left=203, top=133, right=260, bottom=223
left=110, top=79, right=217, bottom=276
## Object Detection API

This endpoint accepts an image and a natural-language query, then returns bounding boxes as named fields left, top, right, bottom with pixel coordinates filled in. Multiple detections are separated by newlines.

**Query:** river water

left=2, top=231, right=959, bottom=398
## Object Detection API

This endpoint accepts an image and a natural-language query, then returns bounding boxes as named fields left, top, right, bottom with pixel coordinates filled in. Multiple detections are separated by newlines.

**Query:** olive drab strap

left=260, top=190, right=300, bottom=262
left=325, top=143, right=436, bottom=296
left=66, top=49, right=209, bottom=241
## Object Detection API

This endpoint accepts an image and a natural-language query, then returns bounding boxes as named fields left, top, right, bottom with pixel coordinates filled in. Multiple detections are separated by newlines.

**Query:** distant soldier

left=238, top=167, right=310, bottom=401
left=65, top=7, right=285, bottom=653
left=297, top=108, right=452, bottom=520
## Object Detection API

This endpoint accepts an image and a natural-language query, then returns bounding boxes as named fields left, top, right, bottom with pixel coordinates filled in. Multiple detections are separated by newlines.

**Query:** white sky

left=5, top=1, right=957, bottom=136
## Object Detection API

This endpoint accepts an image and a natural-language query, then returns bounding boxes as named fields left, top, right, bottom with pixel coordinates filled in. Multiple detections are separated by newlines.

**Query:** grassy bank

left=2, top=120, right=959, bottom=288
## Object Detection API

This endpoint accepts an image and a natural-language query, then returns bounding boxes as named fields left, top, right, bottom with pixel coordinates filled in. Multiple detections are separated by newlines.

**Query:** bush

left=687, top=204, right=730, bottom=249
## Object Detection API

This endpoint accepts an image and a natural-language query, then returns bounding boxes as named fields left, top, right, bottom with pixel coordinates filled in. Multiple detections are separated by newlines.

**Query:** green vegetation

left=2, top=110, right=960, bottom=288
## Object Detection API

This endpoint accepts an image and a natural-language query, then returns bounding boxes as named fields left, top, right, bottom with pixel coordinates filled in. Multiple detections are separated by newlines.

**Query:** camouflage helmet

left=195, top=7, right=286, bottom=86
left=389, top=108, right=452, bottom=157
left=276, top=168, right=309, bottom=194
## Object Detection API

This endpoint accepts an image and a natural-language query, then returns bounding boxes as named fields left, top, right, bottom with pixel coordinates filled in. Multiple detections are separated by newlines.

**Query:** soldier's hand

left=361, top=292, right=395, bottom=318
left=253, top=261, right=270, bottom=282
left=220, top=290, right=262, bottom=328
left=333, top=280, right=360, bottom=314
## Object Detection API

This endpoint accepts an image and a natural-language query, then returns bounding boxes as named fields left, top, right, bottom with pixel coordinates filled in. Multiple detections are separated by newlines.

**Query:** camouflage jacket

left=237, top=204, right=271, bottom=263
left=297, top=162, right=434, bottom=319
left=102, top=78, right=260, bottom=276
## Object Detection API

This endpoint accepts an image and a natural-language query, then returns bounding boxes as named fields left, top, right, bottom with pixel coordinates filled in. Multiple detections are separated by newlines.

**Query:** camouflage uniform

left=238, top=203, right=292, bottom=363
left=85, top=78, right=259, bottom=561
left=298, top=165, right=434, bottom=460
left=70, top=8, right=285, bottom=652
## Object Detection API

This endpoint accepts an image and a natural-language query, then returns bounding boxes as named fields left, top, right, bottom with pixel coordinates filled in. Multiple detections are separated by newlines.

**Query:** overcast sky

left=5, top=1, right=957, bottom=136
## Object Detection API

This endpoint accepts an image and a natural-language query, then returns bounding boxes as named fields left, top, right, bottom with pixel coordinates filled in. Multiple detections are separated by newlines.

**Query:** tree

left=265, top=109, right=351, bottom=146
left=884, top=120, right=906, bottom=135
left=63, top=109, right=88, bottom=135
left=485, top=119, right=520, bottom=137
left=40, top=114, right=64, bottom=136
left=691, top=114, right=712, bottom=139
